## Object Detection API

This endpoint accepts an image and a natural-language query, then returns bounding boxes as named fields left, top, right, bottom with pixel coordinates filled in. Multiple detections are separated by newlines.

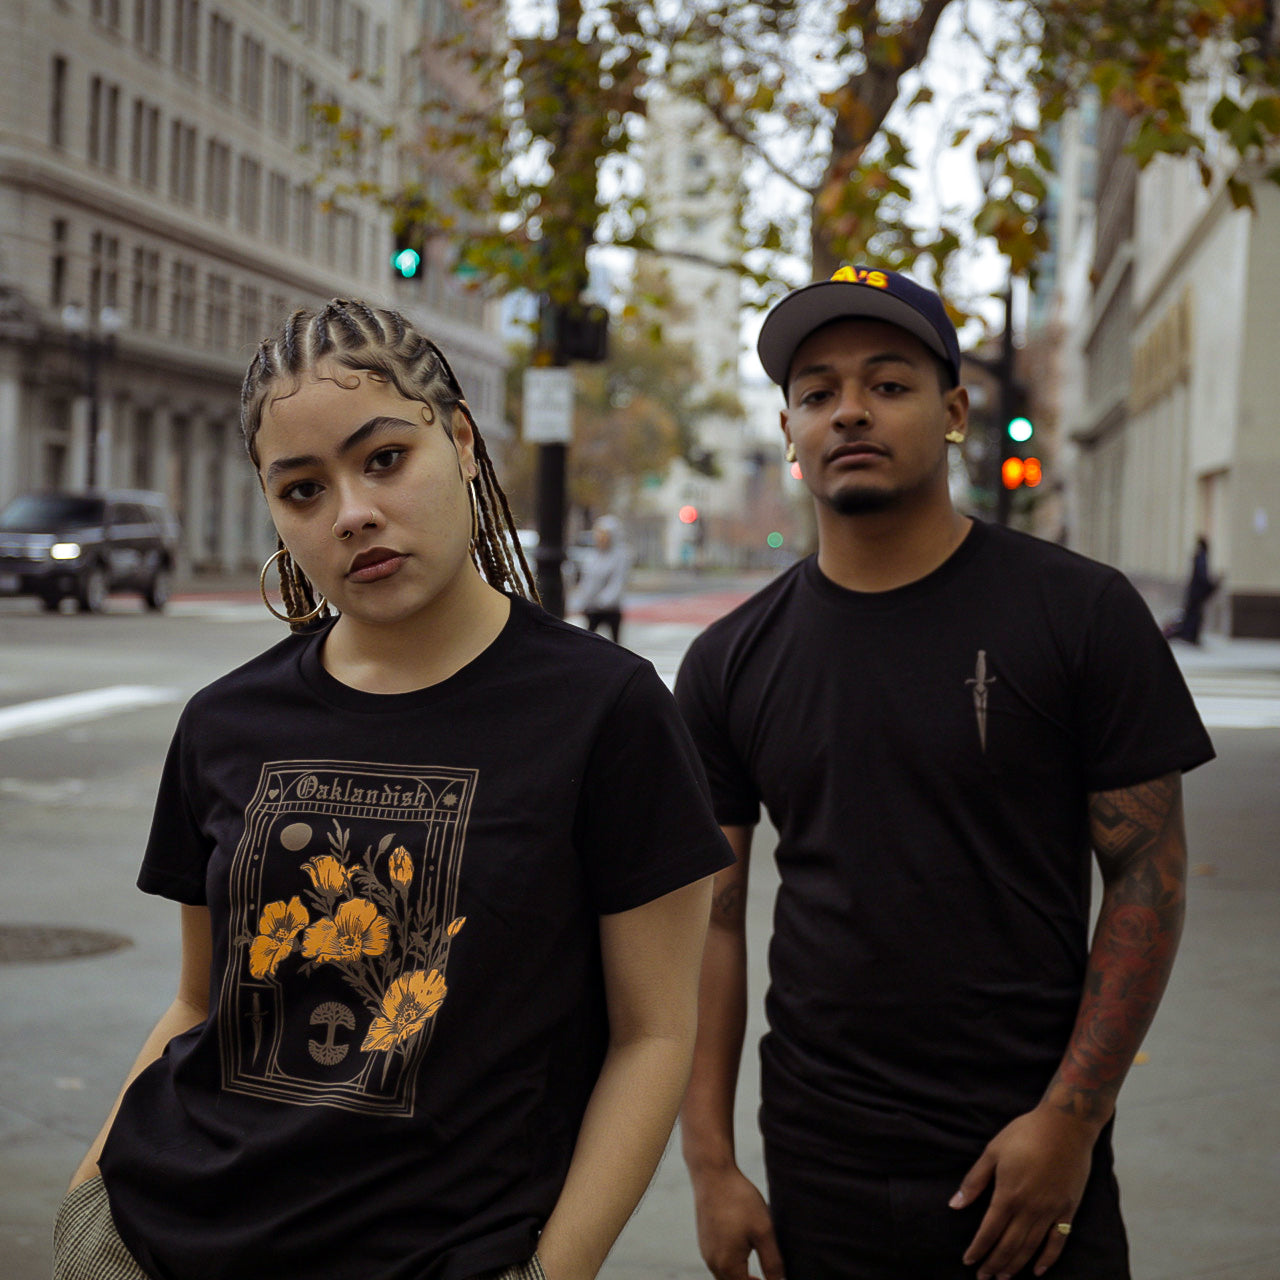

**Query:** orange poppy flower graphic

left=301, top=898, right=390, bottom=964
left=388, top=846, right=413, bottom=888
left=249, top=897, right=310, bottom=979
left=446, top=916, right=466, bottom=937
left=361, top=969, right=448, bottom=1053
left=302, top=853, right=351, bottom=893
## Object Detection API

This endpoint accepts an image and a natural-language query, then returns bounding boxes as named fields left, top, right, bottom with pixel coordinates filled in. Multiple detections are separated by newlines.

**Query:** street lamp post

left=62, top=303, right=122, bottom=490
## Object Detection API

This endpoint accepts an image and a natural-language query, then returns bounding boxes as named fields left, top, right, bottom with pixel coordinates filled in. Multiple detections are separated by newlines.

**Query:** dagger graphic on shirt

left=965, top=650, right=996, bottom=751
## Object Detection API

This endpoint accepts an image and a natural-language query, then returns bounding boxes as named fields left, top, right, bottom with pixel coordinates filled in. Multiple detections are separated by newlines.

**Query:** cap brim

left=757, top=281, right=952, bottom=386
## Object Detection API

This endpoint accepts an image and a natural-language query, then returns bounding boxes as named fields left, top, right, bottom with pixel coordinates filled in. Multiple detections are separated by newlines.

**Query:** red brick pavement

left=624, top=590, right=754, bottom=627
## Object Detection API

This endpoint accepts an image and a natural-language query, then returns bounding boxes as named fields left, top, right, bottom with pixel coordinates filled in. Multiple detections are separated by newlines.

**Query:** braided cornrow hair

left=241, top=299, right=539, bottom=629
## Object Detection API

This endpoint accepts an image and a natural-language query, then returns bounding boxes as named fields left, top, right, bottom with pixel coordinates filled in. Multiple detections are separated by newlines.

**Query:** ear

left=450, top=405, right=477, bottom=479
left=943, top=384, right=969, bottom=438
left=779, top=408, right=791, bottom=451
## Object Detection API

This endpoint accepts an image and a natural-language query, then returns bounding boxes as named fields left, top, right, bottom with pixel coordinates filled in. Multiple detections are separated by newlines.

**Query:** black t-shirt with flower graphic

left=99, top=595, right=731, bottom=1280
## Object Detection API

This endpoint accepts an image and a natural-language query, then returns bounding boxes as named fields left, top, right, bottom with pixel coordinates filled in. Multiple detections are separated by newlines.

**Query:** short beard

left=828, top=487, right=899, bottom=515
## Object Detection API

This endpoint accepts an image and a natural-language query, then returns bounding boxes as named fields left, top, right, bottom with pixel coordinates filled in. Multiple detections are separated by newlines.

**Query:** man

left=674, top=267, right=1214, bottom=1280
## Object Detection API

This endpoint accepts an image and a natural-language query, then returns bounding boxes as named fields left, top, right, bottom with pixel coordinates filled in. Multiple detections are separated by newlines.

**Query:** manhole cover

left=0, top=924, right=132, bottom=963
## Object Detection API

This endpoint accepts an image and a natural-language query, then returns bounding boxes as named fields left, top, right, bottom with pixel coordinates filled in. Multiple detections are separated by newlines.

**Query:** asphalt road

left=1, top=593, right=1278, bottom=1279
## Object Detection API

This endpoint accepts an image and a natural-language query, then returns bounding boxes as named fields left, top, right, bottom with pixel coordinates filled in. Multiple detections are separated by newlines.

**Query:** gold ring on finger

left=1055, top=1222, right=1072, bottom=1237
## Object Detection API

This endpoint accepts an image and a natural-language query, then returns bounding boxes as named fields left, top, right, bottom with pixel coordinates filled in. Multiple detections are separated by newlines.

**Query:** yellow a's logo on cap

left=831, top=266, right=889, bottom=288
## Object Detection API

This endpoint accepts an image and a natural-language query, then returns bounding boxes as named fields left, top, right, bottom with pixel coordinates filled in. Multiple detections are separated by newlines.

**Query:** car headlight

left=50, top=542, right=82, bottom=560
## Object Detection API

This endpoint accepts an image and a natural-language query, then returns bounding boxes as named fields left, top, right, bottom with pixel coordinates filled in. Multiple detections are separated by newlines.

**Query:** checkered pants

left=52, top=1177, right=148, bottom=1280
left=53, top=1174, right=548, bottom=1279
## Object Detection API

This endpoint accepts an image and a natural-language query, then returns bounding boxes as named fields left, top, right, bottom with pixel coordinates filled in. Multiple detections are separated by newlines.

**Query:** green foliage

left=317, top=0, right=1280, bottom=315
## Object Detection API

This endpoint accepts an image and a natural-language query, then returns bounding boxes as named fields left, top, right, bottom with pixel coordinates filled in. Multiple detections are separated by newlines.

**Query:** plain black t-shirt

left=675, top=521, right=1214, bottom=1173
left=100, top=596, right=731, bottom=1279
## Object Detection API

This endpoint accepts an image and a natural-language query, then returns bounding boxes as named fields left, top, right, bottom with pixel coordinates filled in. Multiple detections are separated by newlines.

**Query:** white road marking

left=0, top=686, right=180, bottom=742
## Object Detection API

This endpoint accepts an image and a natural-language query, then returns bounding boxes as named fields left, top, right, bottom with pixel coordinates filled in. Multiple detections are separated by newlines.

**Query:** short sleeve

left=576, top=661, right=733, bottom=915
left=136, top=711, right=213, bottom=904
left=673, top=633, right=761, bottom=827
left=1075, top=573, right=1216, bottom=792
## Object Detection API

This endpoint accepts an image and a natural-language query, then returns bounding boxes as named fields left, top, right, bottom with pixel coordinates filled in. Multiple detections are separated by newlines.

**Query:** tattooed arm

left=953, top=772, right=1188, bottom=1279
left=681, top=826, right=784, bottom=1280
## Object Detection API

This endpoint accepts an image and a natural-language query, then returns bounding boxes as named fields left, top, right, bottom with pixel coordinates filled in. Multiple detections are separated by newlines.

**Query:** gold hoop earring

left=259, top=547, right=327, bottom=624
left=785, top=442, right=797, bottom=464
left=945, top=430, right=966, bottom=444
left=467, top=477, right=479, bottom=549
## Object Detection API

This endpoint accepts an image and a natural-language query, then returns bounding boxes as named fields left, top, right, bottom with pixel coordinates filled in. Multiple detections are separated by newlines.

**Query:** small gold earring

left=945, top=430, right=966, bottom=444
left=259, top=547, right=326, bottom=624
left=785, top=442, right=797, bottom=464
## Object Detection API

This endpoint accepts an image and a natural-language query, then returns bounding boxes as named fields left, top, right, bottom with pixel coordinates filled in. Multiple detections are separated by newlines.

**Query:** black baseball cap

left=758, top=266, right=961, bottom=388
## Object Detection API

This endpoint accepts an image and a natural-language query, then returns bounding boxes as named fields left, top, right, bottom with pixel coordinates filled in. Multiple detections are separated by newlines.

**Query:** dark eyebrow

left=792, top=352, right=920, bottom=384
left=263, top=415, right=418, bottom=485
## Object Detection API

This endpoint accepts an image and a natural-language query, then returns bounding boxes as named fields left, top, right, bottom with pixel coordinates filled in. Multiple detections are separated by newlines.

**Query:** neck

left=322, top=566, right=511, bottom=694
left=814, top=493, right=971, bottom=593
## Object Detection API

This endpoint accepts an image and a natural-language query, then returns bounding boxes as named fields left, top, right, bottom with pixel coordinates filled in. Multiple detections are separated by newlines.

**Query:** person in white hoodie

left=572, top=515, right=632, bottom=644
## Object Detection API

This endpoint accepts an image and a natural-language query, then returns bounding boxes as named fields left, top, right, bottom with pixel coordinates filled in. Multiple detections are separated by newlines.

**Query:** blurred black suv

left=0, top=490, right=180, bottom=612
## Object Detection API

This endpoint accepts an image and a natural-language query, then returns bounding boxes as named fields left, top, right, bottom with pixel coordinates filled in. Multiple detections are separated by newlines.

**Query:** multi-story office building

left=633, top=91, right=800, bottom=568
left=1060, top=86, right=1280, bottom=637
left=0, top=0, right=506, bottom=572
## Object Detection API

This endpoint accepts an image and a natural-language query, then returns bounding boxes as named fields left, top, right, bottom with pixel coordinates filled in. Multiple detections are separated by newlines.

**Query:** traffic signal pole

left=995, top=286, right=1015, bottom=527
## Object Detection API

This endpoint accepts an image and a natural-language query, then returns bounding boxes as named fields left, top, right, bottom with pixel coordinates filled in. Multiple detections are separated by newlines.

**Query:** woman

left=54, top=300, right=729, bottom=1280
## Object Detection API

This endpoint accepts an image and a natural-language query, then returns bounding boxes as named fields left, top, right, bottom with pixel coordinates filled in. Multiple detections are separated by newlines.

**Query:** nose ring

left=333, top=523, right=353, bottom=541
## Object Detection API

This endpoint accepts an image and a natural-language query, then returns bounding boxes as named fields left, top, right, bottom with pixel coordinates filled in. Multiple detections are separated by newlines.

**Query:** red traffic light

left=678, top=505, right=699, bottom=524
left=1001, top=456, right=1043, bottom=490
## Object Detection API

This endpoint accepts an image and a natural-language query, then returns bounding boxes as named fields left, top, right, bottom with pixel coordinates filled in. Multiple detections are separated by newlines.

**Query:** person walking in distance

left=53, top=300, right=730, bottom=1280
left=571, top=515, right=632, bottom=644
left=675, top=267, right=1214, bottom=1280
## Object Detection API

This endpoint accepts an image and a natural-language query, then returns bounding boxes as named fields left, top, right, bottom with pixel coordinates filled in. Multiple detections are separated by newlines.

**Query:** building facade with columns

left=1063, top=90, right=1280, bottom=637
left=0, top=0, right=506, bottom=575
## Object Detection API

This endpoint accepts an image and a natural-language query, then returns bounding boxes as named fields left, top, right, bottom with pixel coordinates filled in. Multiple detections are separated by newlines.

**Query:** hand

left=690, top=1163, right=785, bottom=1280
left=950, top=1104, right=1100, bottom=1279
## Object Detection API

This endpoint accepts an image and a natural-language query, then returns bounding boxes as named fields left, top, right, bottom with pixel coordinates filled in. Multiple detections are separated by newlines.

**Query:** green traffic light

left=392, top=247, right=421, bottom=279
left=1007, top=416, right=1034, bottom=443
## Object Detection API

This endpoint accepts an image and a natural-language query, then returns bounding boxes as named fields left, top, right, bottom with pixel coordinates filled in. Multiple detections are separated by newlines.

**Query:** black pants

left=584, top=608, right=622, bottom=644
left=766, top=1133, right=1130, bottom=1280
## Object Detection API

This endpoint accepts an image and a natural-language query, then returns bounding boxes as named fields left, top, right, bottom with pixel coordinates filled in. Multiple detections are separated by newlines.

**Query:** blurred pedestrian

left=1165, top=535, right=1218, bottom=645
left=571, top=514, right=631, bottom=644
left=54, top=300, right=730, bottom=1280
left=675, top=266, right=1215, bottom=1280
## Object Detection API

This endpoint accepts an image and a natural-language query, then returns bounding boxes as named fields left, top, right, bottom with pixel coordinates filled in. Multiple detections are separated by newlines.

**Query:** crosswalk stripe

left=0, top=686, right=180, bottom=742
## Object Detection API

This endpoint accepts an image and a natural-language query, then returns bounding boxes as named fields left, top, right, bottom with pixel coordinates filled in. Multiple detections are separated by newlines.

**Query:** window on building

left=299, top=76, right=316, bottom=146
left=50, top=219, right=69, bottom=308
left=302, top=0, right=319, bottom=42
left=351, top=5, right=366, bottom=74
left=89, top=231, right=121, bottom=317
left=206, top=273, right=231, bottom=348
left=132, top=246, right=161, bottom=330
left=88, top=80, right=122, bottom=169
left=326, top=0, right=344, bottom=56
left=134, top=0, right=162, bottom=54
left=205, top=139, right=231, bottom=218
left=267, top=170, right=289, bottom=240
left=170, top=259, right=197, bottom=340
left=173, top=0, right=200, bottom=73
left=239, top=34, right=263, bottom=117
left=209, top=13, right=233, bottom=97
left=238, top=283, right=262, bottom=349
left=92, top=0, right=123, bottom=31
left=130, top=100, right=160, bottom=187
left=169, top=119, right=197, bottom=203
left=49, top=55, right=68, bottom=148
left=238, top=155, right=262, bottom=232
left=373, top=20, right=385, bottom=76
left=104, top=84, right=121, bottom=171
left=270, top=56, right=291, bottom=133
left=88, top=76, right=103, bottom=164
left=294, top=183, right=314, bottom=255
left=268, top=55, right=291, bottom=131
